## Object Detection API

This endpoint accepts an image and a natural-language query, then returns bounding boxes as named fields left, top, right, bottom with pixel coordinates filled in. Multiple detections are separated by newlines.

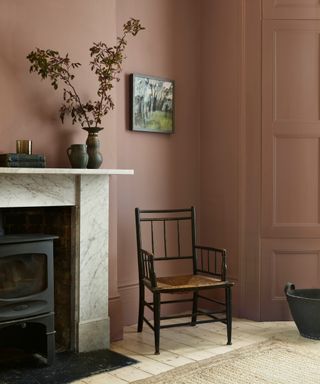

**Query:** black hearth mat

left=0, top=348, right=138, bottom=384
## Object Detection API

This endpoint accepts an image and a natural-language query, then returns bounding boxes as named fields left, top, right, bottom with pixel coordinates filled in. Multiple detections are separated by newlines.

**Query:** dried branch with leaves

left=27, top=18, right=144, bottom=128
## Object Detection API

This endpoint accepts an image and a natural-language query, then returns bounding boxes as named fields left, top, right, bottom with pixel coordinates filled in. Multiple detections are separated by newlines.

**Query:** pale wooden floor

left=72, top=318, right=296, bottom=384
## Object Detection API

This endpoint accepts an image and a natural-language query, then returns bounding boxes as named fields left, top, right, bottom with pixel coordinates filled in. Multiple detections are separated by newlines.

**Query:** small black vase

left=82, top=127, right=104, bottom=169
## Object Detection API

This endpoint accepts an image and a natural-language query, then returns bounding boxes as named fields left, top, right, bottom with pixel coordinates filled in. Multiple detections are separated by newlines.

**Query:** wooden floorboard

left=72, top=318, right=296, bottom=383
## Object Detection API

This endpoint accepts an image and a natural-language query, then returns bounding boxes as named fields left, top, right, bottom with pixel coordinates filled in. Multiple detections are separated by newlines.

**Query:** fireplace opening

left=0, top=207, right=74, bottom=362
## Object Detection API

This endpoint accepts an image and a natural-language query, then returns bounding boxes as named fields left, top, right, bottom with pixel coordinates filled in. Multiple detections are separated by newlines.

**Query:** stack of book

left=0, top=153, right=46, bottom=168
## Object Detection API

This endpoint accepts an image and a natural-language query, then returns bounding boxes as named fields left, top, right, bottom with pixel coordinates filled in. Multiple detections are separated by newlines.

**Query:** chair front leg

left=137, top=282, right=145, bottom=332
left=153, top=292, right=161, bottom=354
left=226, top=285, right=232, bottom=345
left=191, top=291, right=198, bottom=326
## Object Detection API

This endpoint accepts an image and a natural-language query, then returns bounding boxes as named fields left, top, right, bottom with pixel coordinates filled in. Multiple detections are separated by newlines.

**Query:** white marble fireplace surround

left=0, top=168, right=133, bottom=352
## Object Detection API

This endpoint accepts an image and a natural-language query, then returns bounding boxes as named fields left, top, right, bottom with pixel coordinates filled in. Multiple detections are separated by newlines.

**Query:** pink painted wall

left=0, top=0, right=246, bottom=341
left=114, top=0, right=201, bottom=333
left=199, top=0, right=242, bottom=314
left=0, top=0, right=202, bottom=340
left=0, top=0, right=122, bottom=340
left=0, top=0, right=117, bottom=167
left=114, top=0, right=244, bottom=332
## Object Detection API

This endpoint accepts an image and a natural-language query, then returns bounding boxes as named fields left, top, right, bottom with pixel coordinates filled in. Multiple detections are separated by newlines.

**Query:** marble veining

left=0, top=174, right=76, bottom=207
left=78, top=175, right=109, bottom=322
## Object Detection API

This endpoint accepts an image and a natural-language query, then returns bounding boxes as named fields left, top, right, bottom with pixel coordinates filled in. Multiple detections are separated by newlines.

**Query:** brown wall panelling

left=261, top=19, right=320, bottom=317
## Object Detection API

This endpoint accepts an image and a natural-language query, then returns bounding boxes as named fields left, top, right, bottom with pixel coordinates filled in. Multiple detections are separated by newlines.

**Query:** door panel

left=261, top=239, right=320, bottom=319
left=274, top=29, right=320, bottom=121
left=275, top=137, right=319, bottom=225
left=263, top=0, right=320, bottom=20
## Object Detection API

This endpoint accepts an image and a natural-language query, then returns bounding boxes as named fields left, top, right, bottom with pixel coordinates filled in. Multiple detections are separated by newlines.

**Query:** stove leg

left=44, top=313, right=56, bottom=365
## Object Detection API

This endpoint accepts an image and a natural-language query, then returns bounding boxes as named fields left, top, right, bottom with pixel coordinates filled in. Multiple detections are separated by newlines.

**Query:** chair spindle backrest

left=135, top=207, right=227, bottom=281
left=136, top=208, right=196, bottom=259
left=135, top=208, right=197, bottom=278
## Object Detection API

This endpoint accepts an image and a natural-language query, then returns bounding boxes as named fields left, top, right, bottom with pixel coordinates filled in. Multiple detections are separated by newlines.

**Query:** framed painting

left=130, top=73, right=175, bottom=133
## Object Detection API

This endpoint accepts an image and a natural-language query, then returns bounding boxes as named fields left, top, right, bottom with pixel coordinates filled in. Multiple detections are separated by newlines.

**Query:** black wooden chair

left=135, top=207, right=234, bottom=354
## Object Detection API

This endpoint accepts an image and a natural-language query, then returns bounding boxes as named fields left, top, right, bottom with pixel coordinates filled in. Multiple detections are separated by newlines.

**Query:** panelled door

left=261, top=5, right=320, bottom=319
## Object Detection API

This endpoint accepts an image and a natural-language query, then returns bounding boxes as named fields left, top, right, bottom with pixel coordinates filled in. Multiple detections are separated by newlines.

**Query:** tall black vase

left=82, top=127, right=104, bottom=169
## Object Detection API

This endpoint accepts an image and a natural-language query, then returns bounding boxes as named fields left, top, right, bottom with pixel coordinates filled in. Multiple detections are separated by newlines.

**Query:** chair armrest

left=139, top=248, right=157, bottom=288
left=194, top=245, right=227, bottom=280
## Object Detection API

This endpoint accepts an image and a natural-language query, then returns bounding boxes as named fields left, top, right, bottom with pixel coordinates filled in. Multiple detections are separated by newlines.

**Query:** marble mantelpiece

left=0, top=168, right=133, bottom=352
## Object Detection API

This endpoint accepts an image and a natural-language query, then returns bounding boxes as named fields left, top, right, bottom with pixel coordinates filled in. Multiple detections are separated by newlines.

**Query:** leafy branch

left=27, top=18, right=144, bottom=128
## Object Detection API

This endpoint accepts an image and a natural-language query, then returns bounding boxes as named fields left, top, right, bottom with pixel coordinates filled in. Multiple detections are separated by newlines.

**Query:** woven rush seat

left=156, top=274, right=225, bottom=291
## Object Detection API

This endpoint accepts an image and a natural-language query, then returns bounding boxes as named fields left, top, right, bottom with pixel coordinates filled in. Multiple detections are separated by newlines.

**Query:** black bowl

left=285, top=282, right=320, bottom=340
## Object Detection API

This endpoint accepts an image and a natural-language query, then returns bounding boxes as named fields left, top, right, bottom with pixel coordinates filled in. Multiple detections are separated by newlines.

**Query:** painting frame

left=130, top=73, right=175, bottom=134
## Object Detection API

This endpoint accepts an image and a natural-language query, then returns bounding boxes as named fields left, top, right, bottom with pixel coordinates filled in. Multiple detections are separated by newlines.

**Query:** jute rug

left=133, top=336, right=320, bottom=384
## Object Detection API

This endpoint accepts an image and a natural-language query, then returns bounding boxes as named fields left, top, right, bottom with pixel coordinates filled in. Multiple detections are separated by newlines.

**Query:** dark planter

left=285, top=282, right=320, bottom=340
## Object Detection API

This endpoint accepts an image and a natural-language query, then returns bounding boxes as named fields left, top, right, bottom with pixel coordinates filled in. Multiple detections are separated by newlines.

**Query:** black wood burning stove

left=0, top=234, right=58, bottom=365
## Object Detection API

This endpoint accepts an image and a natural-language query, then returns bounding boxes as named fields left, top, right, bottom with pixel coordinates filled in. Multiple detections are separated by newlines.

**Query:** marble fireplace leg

left=75, top=174, right=110, bottom=352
